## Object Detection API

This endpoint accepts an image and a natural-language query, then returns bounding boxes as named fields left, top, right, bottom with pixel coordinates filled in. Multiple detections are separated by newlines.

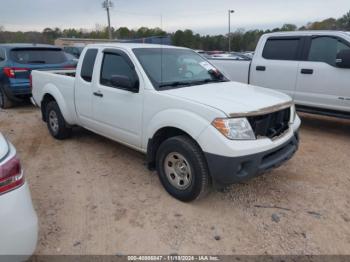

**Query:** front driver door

left=295, top=36, right=350, bottom=112
left=92, top=49, right=143, bottom=148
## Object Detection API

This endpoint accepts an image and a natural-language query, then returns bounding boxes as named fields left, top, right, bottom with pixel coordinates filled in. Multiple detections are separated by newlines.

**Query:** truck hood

left=164, top=81, right=292, bottom=116
left=0, top=133, right=9, bottom=162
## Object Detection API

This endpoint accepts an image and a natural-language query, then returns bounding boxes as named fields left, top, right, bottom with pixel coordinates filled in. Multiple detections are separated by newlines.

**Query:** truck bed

left=31, top=69, right=78, bottom=125
left=54, top=70, right=76, bottom=78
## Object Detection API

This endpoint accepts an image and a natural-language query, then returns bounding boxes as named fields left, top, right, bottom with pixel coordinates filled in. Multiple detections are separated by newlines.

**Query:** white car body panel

left=209, top=59, right=250, bottom=84
left=0, top=136, right=38, bottom=258
left=163, top=82, right=292, bottom=115
left=295, top=61, right=350, bottom=112
left=0, top=182, right=38, bottom=257
left=32, top=70, right=77, bottom=125
left=211, top=31, right=350, bottom=114
left=0, top=133, right=9, bottom=161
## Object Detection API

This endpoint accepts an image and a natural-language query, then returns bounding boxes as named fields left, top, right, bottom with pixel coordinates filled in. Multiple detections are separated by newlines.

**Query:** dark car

left=63, top=46, right=84, bottom=59
left=0, top=44, right=76, bottom=108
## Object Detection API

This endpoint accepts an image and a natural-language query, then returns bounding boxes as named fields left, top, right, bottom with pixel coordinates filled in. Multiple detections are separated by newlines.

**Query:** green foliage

left=0, top=10, right=349, bottom=51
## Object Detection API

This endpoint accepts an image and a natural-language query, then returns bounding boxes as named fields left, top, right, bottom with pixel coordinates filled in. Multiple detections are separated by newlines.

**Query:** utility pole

left=228, top=10, right=235, bottom=52
left=102, top=0, right=113, bottom=40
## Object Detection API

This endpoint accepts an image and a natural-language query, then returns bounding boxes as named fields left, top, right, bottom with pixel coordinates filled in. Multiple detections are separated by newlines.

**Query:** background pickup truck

left=211, top=31, right=350, bottom=119
left=32, top=43, right=301, bottom=202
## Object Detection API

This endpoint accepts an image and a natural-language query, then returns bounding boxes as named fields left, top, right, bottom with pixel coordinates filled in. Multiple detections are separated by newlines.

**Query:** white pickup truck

left=211, top=31, right=350, bottom=119
left=32, top=43, right=300, bottom=202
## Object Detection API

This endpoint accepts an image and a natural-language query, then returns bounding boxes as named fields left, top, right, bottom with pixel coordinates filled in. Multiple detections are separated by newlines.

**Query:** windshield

left=11, top=48, right=68, bottom=64
left=133, top=48, right=227, bottom=89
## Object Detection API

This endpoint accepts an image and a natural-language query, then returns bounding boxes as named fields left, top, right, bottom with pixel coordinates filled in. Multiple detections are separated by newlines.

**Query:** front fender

left=143, top=109, right=210, bottom=149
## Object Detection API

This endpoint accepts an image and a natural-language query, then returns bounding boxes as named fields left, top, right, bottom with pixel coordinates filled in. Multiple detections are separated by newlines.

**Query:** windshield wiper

left=189, top=78, right=228, bottom=86
left=158, top=81, right=192, bottom=88
left=159, top=79, right=228, bottom=89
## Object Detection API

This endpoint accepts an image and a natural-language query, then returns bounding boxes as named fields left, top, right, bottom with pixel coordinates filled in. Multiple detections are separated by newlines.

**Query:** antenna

left=102, top=0, right=114, bottom=40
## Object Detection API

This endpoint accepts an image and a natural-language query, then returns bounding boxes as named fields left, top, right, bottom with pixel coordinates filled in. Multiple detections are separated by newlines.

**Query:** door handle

left=93, top=91, right=103, bottom=97
left=256, top=66, right=266, bottom=71
left=301, top=69, right=314, bottom=74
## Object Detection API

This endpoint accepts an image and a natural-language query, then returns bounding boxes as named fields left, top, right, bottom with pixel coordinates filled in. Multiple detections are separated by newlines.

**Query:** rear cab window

left=80, top=49, right=98, bottom=82
left=10, top=48, right=68, bottom=64
left=262, top=38, right=302, bottom=61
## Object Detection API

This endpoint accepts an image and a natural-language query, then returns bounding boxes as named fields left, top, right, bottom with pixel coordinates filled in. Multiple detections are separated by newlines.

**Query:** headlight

left=212, top=118, right=256, bottom=140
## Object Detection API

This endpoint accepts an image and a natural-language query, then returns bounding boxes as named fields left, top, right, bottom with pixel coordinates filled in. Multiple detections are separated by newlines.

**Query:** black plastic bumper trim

left=204, top=132, right=299, bottom=186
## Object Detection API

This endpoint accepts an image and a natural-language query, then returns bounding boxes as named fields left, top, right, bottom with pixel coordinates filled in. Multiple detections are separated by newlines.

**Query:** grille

left=247, top=107, right=291, bottom=139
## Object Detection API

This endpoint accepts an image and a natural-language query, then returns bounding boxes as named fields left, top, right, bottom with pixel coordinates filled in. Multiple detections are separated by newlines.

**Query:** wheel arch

left=144, top=109, right=211, bottom=170
left=146, top=126, right=204, bottom=170
left=41, top=93, right=56, bottom=122
left=40, top=83, right=75, bottom=125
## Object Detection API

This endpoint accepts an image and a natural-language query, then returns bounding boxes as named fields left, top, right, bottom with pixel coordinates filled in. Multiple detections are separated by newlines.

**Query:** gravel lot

left=0, top=105, right=350, bottom=255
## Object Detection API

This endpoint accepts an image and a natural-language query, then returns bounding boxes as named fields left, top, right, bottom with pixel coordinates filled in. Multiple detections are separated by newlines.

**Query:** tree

left=307, top=18, right=338, bottom=30
left=281, top=24, right=297, bottom=31
left=338, top=10, right=350, bottom=30
left=116, top=27, right=131, bottom=39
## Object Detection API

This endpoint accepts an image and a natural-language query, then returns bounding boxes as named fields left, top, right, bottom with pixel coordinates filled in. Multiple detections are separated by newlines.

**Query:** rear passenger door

left=75, top=48, right=98, bottom=126
left=250, top=37, right=304, bottom=98
left=295, top=36, right=350, bottom=112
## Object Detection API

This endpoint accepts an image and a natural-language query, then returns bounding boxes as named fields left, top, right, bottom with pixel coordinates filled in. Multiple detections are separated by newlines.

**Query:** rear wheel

left=0, top=86, right=14, bottom=109
left=45, top=101, right=72, bottom=140
left=156, top=136, right=211, bottom=202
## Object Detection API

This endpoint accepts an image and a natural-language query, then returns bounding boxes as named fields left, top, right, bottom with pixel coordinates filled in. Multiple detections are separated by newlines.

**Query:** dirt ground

left=0, top=105, right=350, bottom=255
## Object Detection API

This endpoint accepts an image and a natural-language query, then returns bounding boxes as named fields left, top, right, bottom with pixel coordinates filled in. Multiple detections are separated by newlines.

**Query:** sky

left=0, top=0, right=349, bottom=35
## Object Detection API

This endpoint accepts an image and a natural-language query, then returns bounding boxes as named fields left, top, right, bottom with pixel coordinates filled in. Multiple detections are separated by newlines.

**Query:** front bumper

left=0, top=182, right=38, bottom=257
left=205, top=132, right=299, bottom=186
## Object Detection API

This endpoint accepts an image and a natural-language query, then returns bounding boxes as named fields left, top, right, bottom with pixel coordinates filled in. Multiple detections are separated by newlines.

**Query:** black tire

left=156, top=135, right=211, bottom=202
left=45, top=101, right=72, bottom=140
left=0, top=86, right=14, bottom=109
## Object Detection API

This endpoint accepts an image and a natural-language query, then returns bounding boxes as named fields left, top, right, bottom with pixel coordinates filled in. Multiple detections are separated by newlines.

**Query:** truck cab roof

left=85, top=43, right=185, bottom=51
left=263, top=30, right=350, bottom=38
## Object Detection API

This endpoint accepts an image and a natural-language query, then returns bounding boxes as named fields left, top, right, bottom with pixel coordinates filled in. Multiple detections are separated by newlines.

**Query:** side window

left=80, top=49, right=98, bottom=82
left=263, top=38, right=301, bottom=61
left=308, top=36, right=350, bottom=66
left=100, top=52, right=135, bottom=88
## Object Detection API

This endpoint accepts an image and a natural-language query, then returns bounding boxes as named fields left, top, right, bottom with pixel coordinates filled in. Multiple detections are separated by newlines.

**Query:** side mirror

left=336, top=49, right=350, bottom=69
left=110, top=75, right=139, bottom=93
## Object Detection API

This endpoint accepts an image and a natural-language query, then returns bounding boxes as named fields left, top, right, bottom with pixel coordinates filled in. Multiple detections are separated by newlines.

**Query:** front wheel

left=45, top=101, right=72, bottom=140
left=156, top=136, right=211, bottom=202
